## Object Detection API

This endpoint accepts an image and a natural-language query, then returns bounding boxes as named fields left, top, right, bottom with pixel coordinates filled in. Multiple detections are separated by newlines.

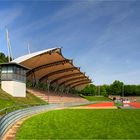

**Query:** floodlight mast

left=6, top=28, right=13, bottom=62
left=27, top=43, right=31, bottom=54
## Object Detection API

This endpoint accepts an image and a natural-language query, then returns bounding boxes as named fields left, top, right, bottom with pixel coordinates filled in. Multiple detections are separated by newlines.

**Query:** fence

left=0, top=101, right=90, bottom=139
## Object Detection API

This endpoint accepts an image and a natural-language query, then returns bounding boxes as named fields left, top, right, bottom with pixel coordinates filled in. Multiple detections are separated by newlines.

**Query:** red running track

left=86, top=102, right=114, bottom=107
left=128, top=102, right=140, bottom=108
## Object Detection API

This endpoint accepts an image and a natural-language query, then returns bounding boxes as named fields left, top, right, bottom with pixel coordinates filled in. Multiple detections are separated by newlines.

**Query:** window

left=13, top=66, right=17, bottom=74
left=1, top=65, right=26, bottom=82
left=8, top=66, right=13, bottom=73
left=2, top=67, right=7, bottom=73
left=17, top=67, right=20, bottom=74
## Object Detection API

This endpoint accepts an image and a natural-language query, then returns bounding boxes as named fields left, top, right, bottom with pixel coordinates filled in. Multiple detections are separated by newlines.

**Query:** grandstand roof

left=12, top=48, right=91, bottom=89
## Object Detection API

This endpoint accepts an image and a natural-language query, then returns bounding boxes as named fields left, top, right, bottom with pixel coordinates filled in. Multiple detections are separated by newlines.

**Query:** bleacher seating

left=27, top=88, right=88, bottom=104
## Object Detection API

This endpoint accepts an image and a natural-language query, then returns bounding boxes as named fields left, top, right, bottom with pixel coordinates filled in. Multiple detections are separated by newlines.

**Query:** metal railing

left=0, top=103, right=47, bottom=116
left=0, top=101, right=90, bottom=139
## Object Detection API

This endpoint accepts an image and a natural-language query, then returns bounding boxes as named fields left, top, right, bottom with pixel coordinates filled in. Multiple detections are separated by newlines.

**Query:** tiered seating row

left=27, top=88, right=88, bottom=104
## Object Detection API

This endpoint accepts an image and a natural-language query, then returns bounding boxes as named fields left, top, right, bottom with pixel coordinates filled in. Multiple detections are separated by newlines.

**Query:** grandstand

left=12, top=48, right=91, bottom=86
left=5, top=47, right=92, bottom=103
left=27, top=88, right=88, bottom=104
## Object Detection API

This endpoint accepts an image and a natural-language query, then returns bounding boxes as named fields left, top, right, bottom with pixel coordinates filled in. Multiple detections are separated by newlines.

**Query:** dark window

left=2, top=67, right=7, bottom=73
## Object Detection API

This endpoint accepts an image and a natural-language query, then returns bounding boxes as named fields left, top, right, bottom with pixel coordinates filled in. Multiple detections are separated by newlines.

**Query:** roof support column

left=31, top=71, right=36, bottom=87
left=61, top=86, right=64, bottom=94
left=47, top=79, right=51, bottom=103
left=54, top=83, right=59, bottom=93
left=66, top=87, right=70, bottom=94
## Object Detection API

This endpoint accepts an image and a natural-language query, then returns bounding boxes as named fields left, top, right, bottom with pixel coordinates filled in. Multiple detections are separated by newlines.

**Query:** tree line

left=0, top=52, right=9, bottom=63
left=81, top=80, right=140, bottom=96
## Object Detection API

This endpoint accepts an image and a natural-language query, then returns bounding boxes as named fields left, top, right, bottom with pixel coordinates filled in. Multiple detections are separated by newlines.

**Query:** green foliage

left=36, top=83, right=48, bottom=90
left=124, top=85, right=140, bottom=96
left=16, top=109, right=140, bottom=139
left=27, top=81, right=48, bottom=90
left=0, top=52, right=9, bottom=63
left=100, top=86, right=108, bottom=97
left=81, top=84, right=97, bottom=96
left=81, top=81, right=140, bottom=96
left=110, top=80, right=124, bottom=95
left=82, top=96, right=111, bottom=101
left=27, top=81, right=79, bottom=95
left=26, top=80, right=33, bottom=87
left=71, top=88, right=78, bottom=94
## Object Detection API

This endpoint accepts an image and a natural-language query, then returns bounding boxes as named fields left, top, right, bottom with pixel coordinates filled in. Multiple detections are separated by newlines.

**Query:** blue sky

left=0, top=1, right=140, bottom=85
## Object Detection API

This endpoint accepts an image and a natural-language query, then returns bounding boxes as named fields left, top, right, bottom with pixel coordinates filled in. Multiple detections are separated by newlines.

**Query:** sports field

left=82, top=96, right=111, bottom=101
left=16, top=109, right=140, bottom=139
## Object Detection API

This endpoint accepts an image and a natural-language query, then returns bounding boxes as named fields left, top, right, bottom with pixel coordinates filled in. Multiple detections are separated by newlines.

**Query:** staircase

left=27, top=88, right=88, bottom=104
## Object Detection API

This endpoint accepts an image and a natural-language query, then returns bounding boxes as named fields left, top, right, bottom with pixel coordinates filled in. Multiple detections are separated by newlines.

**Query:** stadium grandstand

left=10, top=47, right=92, bottom=103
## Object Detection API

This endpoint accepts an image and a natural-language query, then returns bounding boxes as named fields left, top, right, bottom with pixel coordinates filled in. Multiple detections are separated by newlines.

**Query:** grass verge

left=16, top=109, right=140, bottom=139
left=0, top=88, right=47, bottom=114
left=82, top=95, right=111, bottom=101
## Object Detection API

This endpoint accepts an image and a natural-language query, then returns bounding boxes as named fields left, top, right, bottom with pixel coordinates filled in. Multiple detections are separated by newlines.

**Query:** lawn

left=16, top=109, right=140, bottom=139
left=83, top=95, right=111, bottom=101
left=0, top=88, right=47, bottom=114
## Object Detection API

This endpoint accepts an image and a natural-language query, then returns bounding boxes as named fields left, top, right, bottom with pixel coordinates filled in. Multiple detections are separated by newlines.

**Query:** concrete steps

left=27, top=88, right=87, bottom=104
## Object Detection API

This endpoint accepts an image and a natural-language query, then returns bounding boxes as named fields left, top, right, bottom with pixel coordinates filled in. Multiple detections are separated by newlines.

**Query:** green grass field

left=83, top=95, right=111, bottom=101
left=16, top=109, right=140, bottom=139
left=0, top=88, right=47, bottom=113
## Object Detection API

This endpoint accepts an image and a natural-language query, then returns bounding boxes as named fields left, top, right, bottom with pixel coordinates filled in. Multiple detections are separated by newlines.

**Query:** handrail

left=0, top=103, right=47, bottom=116
left=0, top=101, right=90, bottom=139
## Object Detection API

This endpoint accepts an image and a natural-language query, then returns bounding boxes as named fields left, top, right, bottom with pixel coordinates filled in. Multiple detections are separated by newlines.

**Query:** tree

left=124, top=85, right=140, bottom=96
left=103, top=84, right=111, bottom=95
left=0, top=52, right=9, bottom=63
left=100, top=86, right=108, bottom=97
left=110, top=80, right=124, bottom=95
left=81, top=84, right=97, bottom=96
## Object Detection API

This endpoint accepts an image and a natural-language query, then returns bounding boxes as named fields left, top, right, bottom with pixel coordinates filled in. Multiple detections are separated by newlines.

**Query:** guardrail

left=0, top=103, right=47, bottom=116
left=0, top=101, right=90, bottom=139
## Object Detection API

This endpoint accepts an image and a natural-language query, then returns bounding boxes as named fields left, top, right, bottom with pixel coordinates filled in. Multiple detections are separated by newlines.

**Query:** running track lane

left=86, top=102, right=114, bottom=107
left=128, top=102, right=140, bottom=108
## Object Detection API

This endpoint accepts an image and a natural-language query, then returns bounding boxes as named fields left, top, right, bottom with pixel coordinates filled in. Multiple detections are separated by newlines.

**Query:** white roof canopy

left=12, top=48, right=92, bottom=89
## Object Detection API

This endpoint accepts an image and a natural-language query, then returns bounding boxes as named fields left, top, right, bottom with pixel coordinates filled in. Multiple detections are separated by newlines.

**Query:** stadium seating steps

left=27, top=88, right=88, bottom=104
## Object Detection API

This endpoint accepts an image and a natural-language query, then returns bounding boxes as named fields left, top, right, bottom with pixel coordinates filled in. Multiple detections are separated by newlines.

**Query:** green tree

left=0, top=52, right=9, bottom=63
left=82, top=84, right=97, bottom=96
left=103, top=85, right=111, bottom=95
left=124, top=85, right=140, bottom=96
left=110, top=80, right=124, bottom=95
left=100, top=86, right=108, bottom=97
